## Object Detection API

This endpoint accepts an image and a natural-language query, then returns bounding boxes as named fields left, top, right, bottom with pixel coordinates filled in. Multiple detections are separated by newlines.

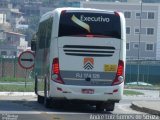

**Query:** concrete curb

left=0, top=92, right=36, bottom=96
left=131, top=102, right=160, bottom=116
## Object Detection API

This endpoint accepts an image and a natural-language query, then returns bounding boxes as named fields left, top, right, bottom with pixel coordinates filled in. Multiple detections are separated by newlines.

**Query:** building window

left=147, top=28, right=154, bottom=35
left=135, top=28, right=140, bottom=34
left=124, top=11, right=131, bottom=18
left=136, top=12, right=154, bottom=19
left=135, top=28, right=154, bottom=35
left=1, top=51, right=7, bottom=55
left=136, top=12, right=147, bottom=19
left=12, top=51, right=17, bottom=56
left=7, top=36, right=11, bottom=41
left=148, top=12, right=154, bottom=19
left=126, top=27, right=130, bottom=34
left=146, top=44, right=154, bottom=51
left=136, top=12, right=140, bottom=19
left=126, top=43, right=130, bottom=50
left=133, top=43, right=139, bottom=49
left=141, top=12, right=147, bottom=19
left=14, top=52, right=17, bottom=56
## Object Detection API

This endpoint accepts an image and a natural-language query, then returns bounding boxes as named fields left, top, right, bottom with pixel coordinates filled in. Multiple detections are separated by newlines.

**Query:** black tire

left=96, top=103, right=105, bottom=112
left=35, top=75, right=44, bottom=104
left=105, top=102, right=115, bottom=111
left=44, top=97, right=52, bottom=108
left=52, top=100, right=64, bottom=109
left=96, top=102, right=115, bottom=112
left=37, top=95, right=44, bottom=104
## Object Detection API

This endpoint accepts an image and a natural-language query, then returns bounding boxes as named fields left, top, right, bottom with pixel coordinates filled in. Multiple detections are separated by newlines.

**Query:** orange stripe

left=84, top=58, right=94, bottom=65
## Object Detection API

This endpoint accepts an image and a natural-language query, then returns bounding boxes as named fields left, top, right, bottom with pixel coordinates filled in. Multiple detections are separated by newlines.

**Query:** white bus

left=31, top=7, right=126, bottom=111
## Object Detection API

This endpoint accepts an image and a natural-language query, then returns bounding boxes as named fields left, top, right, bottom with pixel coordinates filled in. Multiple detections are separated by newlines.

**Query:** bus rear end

left=50, top=9, right=126, bottom=111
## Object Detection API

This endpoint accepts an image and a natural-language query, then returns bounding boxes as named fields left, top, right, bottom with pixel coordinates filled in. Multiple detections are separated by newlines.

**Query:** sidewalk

left=0, top=82, right=33, bottom=85
left=127, top=89, right=160, bottom=116
left=131, top=101, right=160, bottom=116
left=0, top=92, right=36, bottom=96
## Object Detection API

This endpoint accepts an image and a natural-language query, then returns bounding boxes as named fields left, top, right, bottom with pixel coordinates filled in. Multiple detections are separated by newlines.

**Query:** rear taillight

left=51, top=58, right=64, bottom=84
left=61, top=10, right=66, bottom=15
left=112, top=60, right=124, bottom=86
left=114, top=12, right=120, bottom=16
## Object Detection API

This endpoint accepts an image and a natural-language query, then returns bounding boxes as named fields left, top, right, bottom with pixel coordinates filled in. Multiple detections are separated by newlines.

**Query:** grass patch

left=125, top=84, right=160, bottom=90
left=153, top=84, right=160, bottom=88
left=124, top=90, right=144, bottom=96
left=0, top=84, right=34, bottom=92
left=0, top=77, right=33, bottom=82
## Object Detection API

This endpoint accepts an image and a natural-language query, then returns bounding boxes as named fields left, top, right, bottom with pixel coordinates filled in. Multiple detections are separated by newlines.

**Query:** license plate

left=82, top=89, right=94, bottom=94
left=104, top=64, right=117, bottom=72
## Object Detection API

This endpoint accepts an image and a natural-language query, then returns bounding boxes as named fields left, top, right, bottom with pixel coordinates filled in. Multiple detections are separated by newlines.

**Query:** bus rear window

left=59, top=11, right=121, bottom=39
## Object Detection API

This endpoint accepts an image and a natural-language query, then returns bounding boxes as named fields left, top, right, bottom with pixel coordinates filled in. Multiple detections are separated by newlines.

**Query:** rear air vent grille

left=63, top=45, right=115, bottom=57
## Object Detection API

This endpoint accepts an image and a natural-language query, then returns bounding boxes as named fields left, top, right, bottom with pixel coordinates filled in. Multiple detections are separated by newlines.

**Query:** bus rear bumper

left=49, top=82, right=124, bottom=102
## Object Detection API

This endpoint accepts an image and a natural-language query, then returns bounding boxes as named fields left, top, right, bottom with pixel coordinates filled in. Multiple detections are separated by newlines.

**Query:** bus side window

left=38, top=22, right=46, bottom=49
left=45, top=18, right=53, bottom=48
left=37, top=17, right=53, bottom=49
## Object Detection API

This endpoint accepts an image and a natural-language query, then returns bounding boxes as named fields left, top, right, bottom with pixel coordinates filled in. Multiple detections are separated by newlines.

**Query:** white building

left=81, top=1, right=160, bottom=60
left=0, top=31, right=28, bottom=58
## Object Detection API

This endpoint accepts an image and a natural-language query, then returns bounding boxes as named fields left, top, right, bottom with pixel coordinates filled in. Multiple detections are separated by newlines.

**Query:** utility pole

left=137, top=0, right=143, bottom=85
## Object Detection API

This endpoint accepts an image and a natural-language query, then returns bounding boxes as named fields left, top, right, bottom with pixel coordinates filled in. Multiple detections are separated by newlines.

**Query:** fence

left=125, top=60, right=160, bottom=85
left=0, top=57, right=32, bottom=80
left=0, top=58, right=160, bottom=85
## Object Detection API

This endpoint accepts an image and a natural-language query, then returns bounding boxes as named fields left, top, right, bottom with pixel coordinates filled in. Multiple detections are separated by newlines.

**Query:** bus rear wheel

left=96, top=103, right=105, bottom=112
left=37, top=95, right=44, bottom=104
left=96, top=102, right=115, bottom=112
left=44, top=97, right=52, bottom=108
left=105, top=102, right=115, bottom=111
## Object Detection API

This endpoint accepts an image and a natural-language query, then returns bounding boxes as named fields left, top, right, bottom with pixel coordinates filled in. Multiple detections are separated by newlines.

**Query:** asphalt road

left=0, top=95, right=148, bottom=120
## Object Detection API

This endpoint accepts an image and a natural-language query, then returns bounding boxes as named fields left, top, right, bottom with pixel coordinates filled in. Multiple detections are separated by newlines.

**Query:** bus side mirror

left=31, top=40, right=36, bottom=51
left=31, top=33, right=37, bottom=51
